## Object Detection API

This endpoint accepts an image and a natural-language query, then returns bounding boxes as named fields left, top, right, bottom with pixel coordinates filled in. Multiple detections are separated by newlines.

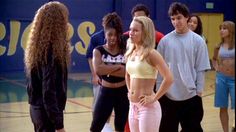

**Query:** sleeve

left=156, top=31, right=165, bottom=44
left=196, top=71, right=205, bottom=93
left=86, top=36, right=96, bottom=59
left=42, top=62, right=64, bottom=130
left=195, top=38, right=211, bottom=71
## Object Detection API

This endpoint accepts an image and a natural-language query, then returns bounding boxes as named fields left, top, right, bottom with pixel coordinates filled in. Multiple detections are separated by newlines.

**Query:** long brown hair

left=217, top=21, right=235, bottom=50
left=24, top=1, right=71, bottom=76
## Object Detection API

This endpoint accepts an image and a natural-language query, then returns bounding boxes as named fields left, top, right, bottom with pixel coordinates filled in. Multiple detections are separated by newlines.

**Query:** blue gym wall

left=0, top=0, right=235, bottom=73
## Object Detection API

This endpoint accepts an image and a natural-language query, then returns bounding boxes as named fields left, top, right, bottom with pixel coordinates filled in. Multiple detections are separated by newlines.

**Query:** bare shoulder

left=148, top=49, right=161, bottom=58
left=147, top=49, right=163, bottom=65
left=93, top=48, right=102, bottom=58
left=93, top=48, right=100, bottom=54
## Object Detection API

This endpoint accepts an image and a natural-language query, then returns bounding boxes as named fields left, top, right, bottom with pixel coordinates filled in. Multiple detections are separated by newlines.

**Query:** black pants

left=159, top=95, right=204, bottom=132
left=90, top=86, right=129, bottom=132
left=30, top=105, right=55, bottom=132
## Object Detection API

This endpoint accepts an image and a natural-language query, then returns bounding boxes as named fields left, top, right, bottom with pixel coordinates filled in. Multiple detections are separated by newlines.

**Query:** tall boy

left=156, top=2, right=211, bottom=132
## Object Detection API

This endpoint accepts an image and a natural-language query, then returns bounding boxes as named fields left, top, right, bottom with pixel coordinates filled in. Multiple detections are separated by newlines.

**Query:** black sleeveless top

left=95, top=45, right=125, bottom=83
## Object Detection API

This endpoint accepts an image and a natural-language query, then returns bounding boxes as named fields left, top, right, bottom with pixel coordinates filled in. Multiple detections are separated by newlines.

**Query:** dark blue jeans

left=90, top=85, right=129, bottom=132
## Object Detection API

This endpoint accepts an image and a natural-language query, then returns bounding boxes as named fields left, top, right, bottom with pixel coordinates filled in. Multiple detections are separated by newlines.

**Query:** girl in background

left=188, top=14, right=207, bottom=43
left=212, top=21, right=235, bottom=132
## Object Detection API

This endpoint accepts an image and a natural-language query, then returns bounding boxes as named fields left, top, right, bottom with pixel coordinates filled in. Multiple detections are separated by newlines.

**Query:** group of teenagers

left=24, top=1, right=235, bottom=132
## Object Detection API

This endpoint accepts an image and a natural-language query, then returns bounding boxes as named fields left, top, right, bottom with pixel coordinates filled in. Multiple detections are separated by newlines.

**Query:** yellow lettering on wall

left=75, top=21, right=96, bottom=55
left=68, top=23, right=74, bottom=54
left=0, top=22, right=6, bottom=56
left=7, top=21, right=20, bottom=56
left=21, top=23, right=32, bottom=51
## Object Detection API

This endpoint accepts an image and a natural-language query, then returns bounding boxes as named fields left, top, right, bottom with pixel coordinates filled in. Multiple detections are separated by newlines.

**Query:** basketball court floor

left=0, top=71, right=234, bottom=132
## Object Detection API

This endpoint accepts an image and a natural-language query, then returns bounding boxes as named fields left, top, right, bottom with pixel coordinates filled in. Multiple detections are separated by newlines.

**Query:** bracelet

left=107, top=66, right=121, bottom=77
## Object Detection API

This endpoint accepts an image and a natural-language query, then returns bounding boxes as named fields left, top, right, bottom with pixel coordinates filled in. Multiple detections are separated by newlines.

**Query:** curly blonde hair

left=24, top=1, right=70, bottom=75
left=125, top=16, right=155, bottom=60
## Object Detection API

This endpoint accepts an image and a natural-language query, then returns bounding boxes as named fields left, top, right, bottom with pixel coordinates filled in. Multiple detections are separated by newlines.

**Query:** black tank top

left=95, top=45, right=125, bottom=83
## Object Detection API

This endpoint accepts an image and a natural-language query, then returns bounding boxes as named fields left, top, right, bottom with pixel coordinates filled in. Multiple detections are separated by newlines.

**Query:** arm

left=125, top=71, right=131, bottom=92
left=56, top=128, right=66, bottom=132
left=88, top=58, right=100, bottom=85
left=212, top=46, right=220, bottom=71
left=92, top=49, right=122, bottom=76
left=156, top=38, right=165, bottom=88
left=86, top=34, right=101, bottom=85
left=194, top=39, right=211, bottom=96
left=42, top=63, right=64, bottom=130
left=125, top=71, right=131, bottom=100
left=87, top=31, right=108, bottom=85
left=196, top=71, right=205, bottom=96
left=139, top=50, right=173, bottom=105
left=107, top=64, right=125, bottom=77
left=150, top=50, right=173, bottom=101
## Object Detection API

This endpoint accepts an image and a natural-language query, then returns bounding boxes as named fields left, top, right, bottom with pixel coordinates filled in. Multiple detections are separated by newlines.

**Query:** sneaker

left=232, top=127, right=236, bottom=132
left=232, top=119, right=236, bottom=132
left=101, top=123, right=113, bottom=132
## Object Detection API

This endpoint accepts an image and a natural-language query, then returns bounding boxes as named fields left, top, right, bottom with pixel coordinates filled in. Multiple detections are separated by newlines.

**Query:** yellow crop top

left=126, top=57, right=158, bottom=79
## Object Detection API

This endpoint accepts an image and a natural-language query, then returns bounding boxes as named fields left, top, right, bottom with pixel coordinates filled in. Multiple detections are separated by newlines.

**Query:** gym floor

left=0, top=71, right=234, bottom=132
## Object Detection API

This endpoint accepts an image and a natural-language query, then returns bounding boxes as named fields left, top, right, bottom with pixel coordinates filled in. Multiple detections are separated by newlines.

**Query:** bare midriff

left=101, top=79, right=126, bottom=88
left=218, top=58, right=235, bottom=77
left=129, top=78, right=156, bottom=102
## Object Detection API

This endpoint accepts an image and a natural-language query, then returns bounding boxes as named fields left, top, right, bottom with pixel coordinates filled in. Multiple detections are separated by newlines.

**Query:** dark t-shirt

left=95, top=46, right=125, bottom=83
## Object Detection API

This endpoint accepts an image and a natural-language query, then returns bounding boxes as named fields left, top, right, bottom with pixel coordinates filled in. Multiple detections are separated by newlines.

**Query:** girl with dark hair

left=90, top=12, right=129, bottom=132
left=188, top=14, right=208, bottom=45
left=188, top=15, right=203, bottom=36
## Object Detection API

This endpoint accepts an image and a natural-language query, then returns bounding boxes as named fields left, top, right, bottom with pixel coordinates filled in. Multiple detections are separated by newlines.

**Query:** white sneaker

left=101, top=123, right=113, bottom=132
